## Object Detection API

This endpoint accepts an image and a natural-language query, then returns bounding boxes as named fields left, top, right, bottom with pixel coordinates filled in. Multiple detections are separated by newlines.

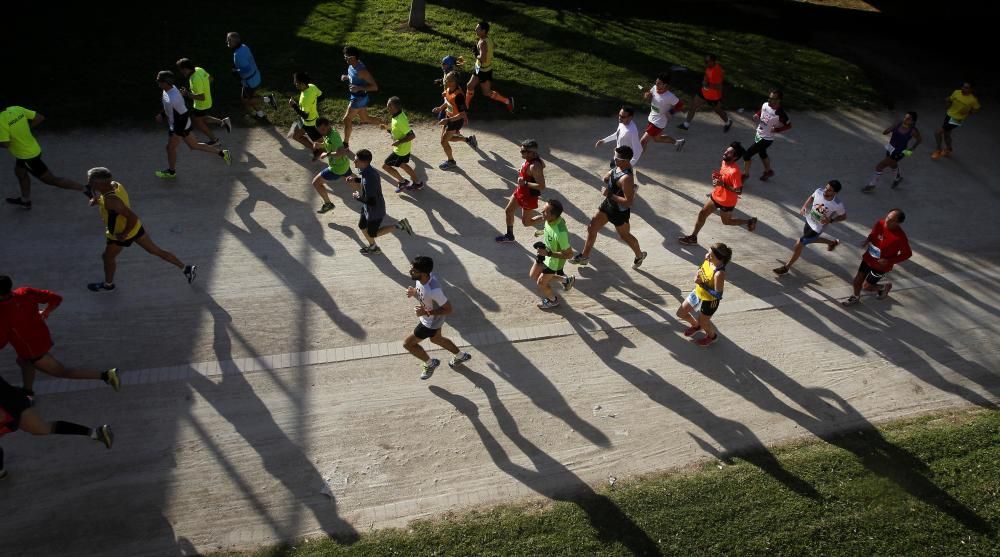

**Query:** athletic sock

left=53, top=421, right=92, bottom=437
left=506, top=225, right=513, bottom=236
left=489, top=91, right=509, bottom=104
left=255, top=110, right=265, bottom=117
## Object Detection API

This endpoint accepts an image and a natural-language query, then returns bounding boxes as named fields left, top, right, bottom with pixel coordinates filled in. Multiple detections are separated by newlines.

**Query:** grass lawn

left=217, top=409, right=999, bottom=557
left=9, top=1, right=879, bottom=131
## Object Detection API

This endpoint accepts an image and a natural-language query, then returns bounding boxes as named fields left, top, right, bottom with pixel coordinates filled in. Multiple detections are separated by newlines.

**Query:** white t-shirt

left=647, top=87, right=680, bottom=129
left=755, top=101, right=790, bottom=141
left=805, top=188, right=845, bottom=233
left=416, top=273, right=448, bottom=329
left=600, top=120, right=643, bottom=166
left=161, top=86, right=190, bottom=131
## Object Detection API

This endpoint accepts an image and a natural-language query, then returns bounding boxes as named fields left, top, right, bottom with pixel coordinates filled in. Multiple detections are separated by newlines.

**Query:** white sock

left=256, top=110, right=265, bottom=117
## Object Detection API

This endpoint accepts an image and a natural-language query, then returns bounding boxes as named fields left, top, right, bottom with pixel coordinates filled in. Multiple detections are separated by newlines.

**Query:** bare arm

left=29, top=113, right=46, bottom=128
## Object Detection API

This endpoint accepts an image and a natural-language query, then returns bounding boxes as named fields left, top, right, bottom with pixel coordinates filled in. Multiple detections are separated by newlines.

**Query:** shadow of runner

left=430, top=373, right=662, bottom=556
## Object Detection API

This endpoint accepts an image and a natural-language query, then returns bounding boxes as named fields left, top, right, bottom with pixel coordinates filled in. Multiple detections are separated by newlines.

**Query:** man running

left=864, top=111, right=920, bottom=192
left=175, top=58, right=231, bottom=146
left=742, top=89, right=792, bottom=182
left=639, top=74, right=686, bottom=152
left=677, top=54, right=733, bottom=132
left=311, top=118, right=355, bottom=215
left=433, top=71, right=477, bottom=171
left=595, top=106, right=643, bottom=168
left=403, top=255, right=472, bottom=380
left=842, top=208, right=912, bottom=306
left=1, top=103, right=89, bottom=210
left=773, top=180, right=847, bottom=275
left=0, top=276, right=120, bottom=395
left=495, top=139, right=545, bottom=243
left=676, top=243, right=732, bottom=347
left=226, top=32, right=278, bottom=120
left=341, top=46, right=381, bottom=146
left=678, top=142, right=757, bottom=246
left=346, top=149, right=413, bottom=255
left=154, top=71, right=231, bottom=179
left=532, top=199, right=576, bottom=310
left=380, top=96, right=424, bottom=192
left=931, top=82, right=980, bottom=160
left=288, top=72, right=323, bottom=160
left=84, top=167, right=197, bottom=292
left=570, top=146, right=647, bottom=269
left=466, top=21, right=514, bottom=112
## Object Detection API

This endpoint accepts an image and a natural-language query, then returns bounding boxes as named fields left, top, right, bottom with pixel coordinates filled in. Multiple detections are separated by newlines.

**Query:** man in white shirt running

left=595, top=105, right=643, bottom=168
left=403, top=256, right=472, bottom=380
left=773, top=180, right=846, bottom=275
left=639, top=74, right=686, bottom=152
left=153, top=71, right=231, bottom=179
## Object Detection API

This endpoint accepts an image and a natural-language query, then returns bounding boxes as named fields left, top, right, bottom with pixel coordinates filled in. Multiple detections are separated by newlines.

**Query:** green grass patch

left=217, top=409, right=1000, bottom=556
left=11, top=1, right=878, bottom=131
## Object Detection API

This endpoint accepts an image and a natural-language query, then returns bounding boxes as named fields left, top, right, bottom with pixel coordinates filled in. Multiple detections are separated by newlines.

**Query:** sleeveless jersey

left=98, top=182, right=143, bottom=240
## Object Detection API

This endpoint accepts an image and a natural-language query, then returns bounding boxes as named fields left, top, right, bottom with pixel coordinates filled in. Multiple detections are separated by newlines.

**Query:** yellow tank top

left=477, top=36, right=495, bottom=72
left=98, top=181, right=143, bottom=240
left=694, top=260, right=723, bottom=301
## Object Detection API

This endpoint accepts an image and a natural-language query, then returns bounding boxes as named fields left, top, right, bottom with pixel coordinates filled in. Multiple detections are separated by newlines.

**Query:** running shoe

left=360, top=245, right=383, bottom=255
left=494, top=233, right=515, bottom=243
left=96, top=425, right=114, bottom=449
left=398, top=218, right=413, bottom=236
left=317, top=202, right=335, bottom=214
left=861, top=184, right=876, bottom=193
left=409, top=181, right=426, bottom=191
left=891, top=175, right=903, bottom=188
left=448, top=352, right=472, bottom=369
left=570, top=253, right=589, bottom=266
left=759, top=169, right=775, bottom=181
left=438, top=160, right=458, bottom=171
left=104, top=368, right=121, bottom=392
left=395, top=180, right=412, bottom=193
left=420, top=358, right=441, bottom=380
left=88, top=282, right=116, bottom=292
left=533, top=229, right=545, bottom=237
left=184, top=265, right=198, bottom=284
left=941, top=149, right=952, bottom=157
left=723, top=120, right=733, bottom=133
left=155, top=169, right=177, bottom=179
left=5, top=197, right=31, bottom=210
left=537, top=297, right=560, bottom=310
left=678, top=235, right=698, bottom=246
left=466, top=135, right=478, bottom=149
left=747, top=217, right=758, bottom=232
left=632, top=251, right=648, bottom=269
left=674, top=138, right=686, bottom=152
left=841, top=295, right=860, bottom=307
left=562, top=275, right=576, bottom=292
left=222, top=117, right=233, bottom=133
left=930, top=149, right=943, bottom=160
left=827, top=239, right=840, bottom=252
left=683, top=325, right=702, bottom=337
left=506, top=98, right=515, bottom=112
left=696, top=334, right=718, bottom=347
left=205, top=138, right=221, bottom=146
left=222, top=149, right=232, bottom=166
left=877, top=283, right=893, bottom=300
left=773, top=265, right=789, bottom=275
left=677, top=121, right=690, bottom=130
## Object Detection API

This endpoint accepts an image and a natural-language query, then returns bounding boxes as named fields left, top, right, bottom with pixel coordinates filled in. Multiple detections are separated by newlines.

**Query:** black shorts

left=384, top=152, right=411, bottom=167
left=107, top=226, right=146, bottom=247
left=700, top=299, right=721, bottom=316
left=169, top=114, right=192, bottom=137
left=712, top=200, right=736, bottom=213
left=302, top=125, right=322, bottom=141
left=599, top=200, right=631, bottom=227
left=241, top=84, right=259, bottom=100
left=15, top=155, right=49, bottom=178
left=941, top=114, right=960, bottom=131
left=857, top=261, right=885, bottom=286
left=697, top=89, right=722, bottom=107
left=191, top=107, right=212, bottom=117
left=799, top=223, right=821, bottom=244
left=0, top=380, right=32, bottom=435
left=475, top=68, right=494, bottom=83
left=887, top=149, right=906, bottom=161
left=743, top=138, right=774, bottom=160
left=358, top=214, right=383, bottom=237
left=413, top=323, right=439, bottom=339
left=445, top=119, right=464, bottom=132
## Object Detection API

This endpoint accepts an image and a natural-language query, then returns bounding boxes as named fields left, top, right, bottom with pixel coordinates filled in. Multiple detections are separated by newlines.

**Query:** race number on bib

left=883, top=143, right=895, bottom=155
left=867, top=244, right=882, bottom=259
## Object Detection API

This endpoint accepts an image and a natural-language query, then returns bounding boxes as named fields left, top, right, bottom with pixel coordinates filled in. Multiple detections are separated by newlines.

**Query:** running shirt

left=347, top=61, right=369, bottom=100
left=804, top=188, right=845, bottom=234
left=605, top=166, right=633, bottom=212
left=298, top=83, right=322, bottom=126
left=0, top=287, right=60, bottom=359
left=694, top=260, right=724, bottom=301
left=322, top=128, right=351, bottom=175
left=0, top=106, right=42, bottom=160
left=190, top=67, right=213, bottom=110
left=516, top=158, right=544, bottom=198
left=358, top=164, right=385, bottom=221
left=701, top=63, right=724, bottom=101
left=543, top=217, right=570, bottom=271
left=443, top=87, right=467, bottom=118
left=754, top=101, right=790, bottom=141
left=946, top=90, right=981, bottom=122
left=98, top=181, right=143, bottom=241
left=862, top=219, right=912, bottom=272
left=648, top=87, right=681, bottom=128
left=416, top=274, right=448, bottom=329
left=887, top=122, right=916, bottom=154
left=233, top=44, right=261, bottom=88
left=710, top=160, right=743, bottom=207
left=390, top=111, right=412, bottom=156
left=476, top=36, right=495, bottom=72
left=599, top=121, right=643, bottom=166
left=161, top=86, right=191, bottom=132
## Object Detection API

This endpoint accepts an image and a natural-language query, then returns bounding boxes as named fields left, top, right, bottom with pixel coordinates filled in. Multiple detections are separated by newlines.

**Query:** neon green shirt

left=189, top=67, right=213, bottom=110
left=390, top=111, right=412, bottom=156
left=543, top=217, right=570, bottom=271
left=0, top=106, right=42, bottom=160
left=322, top=129, right=351, bottom=175
left=298, top=84, right=322, bottom=126
left=946, top=90, right=980, bottom=122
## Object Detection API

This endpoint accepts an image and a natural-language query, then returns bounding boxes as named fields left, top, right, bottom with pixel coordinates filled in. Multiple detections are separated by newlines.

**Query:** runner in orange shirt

left=678, top=54, right=733, bottom=132
left=679, top=142, right=757, bottom=245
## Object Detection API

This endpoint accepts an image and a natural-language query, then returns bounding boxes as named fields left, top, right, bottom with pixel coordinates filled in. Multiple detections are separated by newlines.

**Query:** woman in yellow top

left=931, top=81, right=981, bottom=159
left=676, top=243, right=732, bottom=347
left=85, top=167, right=197, bottom=292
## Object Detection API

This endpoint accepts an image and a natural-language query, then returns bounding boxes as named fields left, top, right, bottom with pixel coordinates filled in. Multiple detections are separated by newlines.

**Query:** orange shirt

left=710, top=160, right=742, bottom=207
left=701, top=64, right=724, bottom=101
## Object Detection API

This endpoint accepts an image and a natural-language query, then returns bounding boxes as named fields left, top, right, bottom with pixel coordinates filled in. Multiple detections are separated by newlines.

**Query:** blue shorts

left=799, top=223, right=822, bottom=245
left=320, top=168, right=352, bottom=181
left=349, top=95, right=370, bottom=109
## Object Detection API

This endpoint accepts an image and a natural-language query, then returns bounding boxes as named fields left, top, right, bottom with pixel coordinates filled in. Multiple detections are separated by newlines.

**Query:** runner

left=495, top=139, right=545, bottom=243
left=0, top=276, right=119, bottom=395
left=433, top=71, right=477, bottom=171
left=287, top=71, right=323, bottom=160
left=346, top=149, right=413, bottom=255
left=931, top=82, right=981, bottom=160
left=226, top=32, right=278, bottom=120
left=175, top=58, right=231, bottom=146
left=403, top=256, right=472, bottom=380
left=380, top=96, right=424, bottom=192
left=742, top=89, right=792, bottom=182
left=842, top=208, right=912, bottom=306
left=153, top=71, right=231, bottom=179
left=84, top=167, right=197, bottom=292
left=639, top=74, right=686, bottom=152
left=676, top=243, right=732, bottom=347
left=532, top=199, right=576, bottom=310
left=465, top=21, right=514, bottom=112
left=435, top=55, right=465, bottom=89
left=595, top=106, right=643, bottom=168
left=569, top=146, right=648, bottom=269
left=1, top=376, right=113, bottom=480
left=678, top=142, right=757, bottom=246
left=341, top=45, right=381, bottom=146
left=677, top=54, right=733, bottom=132
left=864, top=112, right=920, bottom=192
left=311, top=118, right=355, bottom=215
left=773, top=180, right=847, bottom=275
left=1, top=104, right=89, bottom=210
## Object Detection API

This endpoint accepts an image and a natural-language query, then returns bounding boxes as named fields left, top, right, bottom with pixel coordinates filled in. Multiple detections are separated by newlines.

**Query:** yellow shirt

left=477, top=36, right=495, bottom=72
left=298, top=84, right=322, bottom=126
left=693, top=260, right=723, bottom=301
left=0, top=106, right=42, bottom=160
left=947, top=90, right=980, bottom=122
left=189, top=67, right=213, bottom=110
left=98, top=182, right=143, bottom=240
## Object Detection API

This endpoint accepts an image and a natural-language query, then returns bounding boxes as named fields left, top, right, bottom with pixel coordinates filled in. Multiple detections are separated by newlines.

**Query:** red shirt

left=701, top=64, right=724, bottom=101
left=0, top=287, right=61, bottom=360
left=710, top=160, right=743, bottom=207
left=862, top=219, right=912, bottom=272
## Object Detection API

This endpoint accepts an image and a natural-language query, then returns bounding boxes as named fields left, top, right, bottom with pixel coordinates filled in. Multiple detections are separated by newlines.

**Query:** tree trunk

left=408, top=0, right=426, bottom=29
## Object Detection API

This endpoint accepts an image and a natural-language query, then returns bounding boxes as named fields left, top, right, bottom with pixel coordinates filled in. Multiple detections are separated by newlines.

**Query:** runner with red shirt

left=842, top=209, right=912, bottom=306
left=679, top=142, right=757, bottom=246
left=0, top=276, right=119, bottom=395
left=495, top=139, right=545, bottom=243
left=678, top=54, right=733, bottom=132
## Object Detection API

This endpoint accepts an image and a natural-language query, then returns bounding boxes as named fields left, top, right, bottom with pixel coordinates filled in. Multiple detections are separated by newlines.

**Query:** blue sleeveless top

left=348, top=62, right=369, bottom=100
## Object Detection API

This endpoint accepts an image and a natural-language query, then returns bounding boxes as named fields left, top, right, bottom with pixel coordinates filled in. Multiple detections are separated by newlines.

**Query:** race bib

left=686, top=290, right=703, bottom=312
left=883, top=143, right=895, bottom=155
left=867, top=244, right=882, bottom=259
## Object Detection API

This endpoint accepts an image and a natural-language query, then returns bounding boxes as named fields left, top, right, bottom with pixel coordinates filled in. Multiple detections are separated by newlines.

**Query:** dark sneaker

left=494, top=233, right=515, bottom=243
left=184, top=265, right=197, bottom=284
left=5, top=197, right=31, bottom=210
left=96, top=425, right=114, bottom=449
left=420, top=358, right=441, bottom=380
left=862, top=184, right=876, bottom=193
left=723, top=120, right=733, bottom=133
left=891, top=176, right=903, bottom=189
left=678, top=235, right=698, bottom=245
left=827, top=239, right=840, bottom=252
left=438, top=160, right=458, bottom=171
left=562, top=275, right=576, bottom=291
left=394, top=179, right=411, bottom=193
left=537, top=297, right=560, bottom=310
left=877, top=283, right=893, bottom=300
left=677, top=122, right=690, bottom=130
left=632, top=251, right=648, bottom=269
left=759, top=169, right=774, bottom=181
left=570, top=253, right=589, bottom=266
left=773, top=265, right=789, bottom=275
left=360, top=245, right=383, bottom=255
left=205, top=138, right=221, bottom=146
left=448, top=352, right=472, bottom=369
left=747, top=217, right=758, bottom=232
left=88, top=282, right=116, bottom=292
left=222, top=117, right=233, bottom=133
left=104, top=368, right=121, bottom=392
left=842, top=295, right=860, bottom=307
left=465, top=135, right=478, bottom=149
left=409, top=181, right=426, bottom=191
left=398, top=218, right=413, bottom=236
left=317, top=202, right=335, bottom=214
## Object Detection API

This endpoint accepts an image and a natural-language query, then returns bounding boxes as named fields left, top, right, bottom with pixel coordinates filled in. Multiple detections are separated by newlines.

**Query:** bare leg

left=676, top=300, right=698, bottom=328
left=581, top=211, right=608, bottom=258
left=719, top=211, right=751, bottom=228
left=429, top=330, right=461, bottom=355
left=134, top=234, right=185, bottom=269
left=166, top=135, right=180, bottom=170
left=698, top=313, right=717, bottom=338
left=683, top=96, right=706, bottom=125
left=14, top=165, right=32, bottom=200
left=403, top=334, right=430, bottom=362
left=614, top=222, right=643, bottom=258
left=37, top=171, right=85, bottom=192
left=537, top=271, right=559, bottom=301
left=102, top=243, right=125, bottom=284
left=32, top=354, right=104, bottom=382
left=312, top=173, right=334, bottom=204
left=192, top=116, right=217, bottom=143
left=689, top=200, right=716, bottom=237
left=182, top=135, right=222, bottom=155
left=383, top=163, right=404, bottom=183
